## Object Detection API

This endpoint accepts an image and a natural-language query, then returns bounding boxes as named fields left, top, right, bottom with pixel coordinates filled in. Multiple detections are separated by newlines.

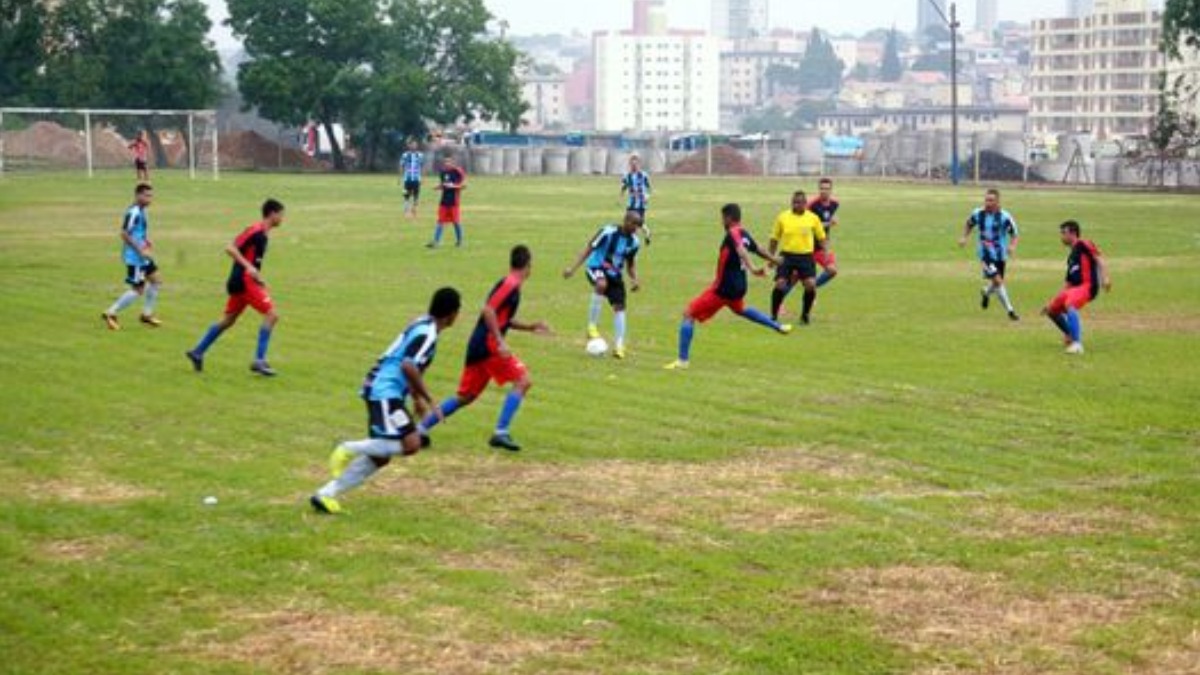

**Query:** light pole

left=928, top=0, right=961, bottom=184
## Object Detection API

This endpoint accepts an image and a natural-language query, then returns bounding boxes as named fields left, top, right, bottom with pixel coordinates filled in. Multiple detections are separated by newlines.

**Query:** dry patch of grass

left=1090, top=312, right=1200, bottom=334
left=32, top=476, right=161, bottom=504
left=813, top=565, right=1162, bottom=673
left=957, top=503, right=1172, bottom=540
left=38, top=535, right=130, bottom=562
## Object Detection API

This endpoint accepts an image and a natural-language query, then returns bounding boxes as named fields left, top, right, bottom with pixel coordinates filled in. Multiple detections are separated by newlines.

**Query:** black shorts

left=403, top=179, right=421, bottom=201
left=135, top=159, right=147, bottom=171
left=776, top=253, right=816, bottom=282
left=586, top=268, right=627, bottom=307
left=125, top=260, right=158, bottom=287
left=980, top=258, right=1007, bottom=280
left=367, top=398, right=417, bottom=440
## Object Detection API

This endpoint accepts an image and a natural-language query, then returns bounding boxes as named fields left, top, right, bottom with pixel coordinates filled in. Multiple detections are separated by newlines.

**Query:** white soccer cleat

left=1065, top=342, right=1084, bottom=355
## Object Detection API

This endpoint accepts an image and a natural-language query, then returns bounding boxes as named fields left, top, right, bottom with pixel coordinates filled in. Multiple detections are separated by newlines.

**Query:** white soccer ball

left=586, top=337, right=609, bottom=357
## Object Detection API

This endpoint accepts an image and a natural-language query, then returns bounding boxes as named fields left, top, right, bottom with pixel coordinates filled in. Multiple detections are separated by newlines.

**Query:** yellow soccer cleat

left=587, top=324, right=601, bottom=339
left=309, top=495, right=343, bottom=514
left=663, top=359, right=689, bottom=370
left=329, top=445, right=355, bottom=478
left=613, top=346, right=626, bottom=360
left=778, top=323, right=793, bottom=335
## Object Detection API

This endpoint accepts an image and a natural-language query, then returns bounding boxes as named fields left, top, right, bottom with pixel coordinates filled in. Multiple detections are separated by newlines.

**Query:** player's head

left=818, top=177, right=833, bottom=199
left=622, top=210, right=644, bottom=233
left=721, top=203, right=741, bottom=228
left=262, top=198, right=286, bottom=226
left=510, top=244, right=532, bottom=277
left=1059, top=220, right=1081, bottom=245
left=791, top=190, right=808, bottom=213
left=407, top=139, right=418, bottom=150
left=984, top=188, right=1001, bottom=211
left=629, top=154, right=641, bottom=170
left=429, top=286, right=462, bottom=328
left=443, top=156, right=456, bottom=168
left=135, top=183, right=153, bottom=206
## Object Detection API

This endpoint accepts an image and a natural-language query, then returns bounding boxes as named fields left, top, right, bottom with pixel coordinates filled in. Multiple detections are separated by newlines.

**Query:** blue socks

left=816, top=271, right=833, bottom=287
left=193, top=324, right=224, bottom=355
left=420, top=397, right=462, bottom=431
left=678, top=319, right=695, bottom=361
left=1066, top=308, right=1082, bottom=343
left=453, top=223, right=462, bottom=245
left=741, top=307, right=783, bottom=331
left=496, top=391, right=524, bottom=434
left=432, top=223, right=444, bottom=244
left=256, top=326, right=273, bottom=361
left=1048, top=312, right=1070, bottom=336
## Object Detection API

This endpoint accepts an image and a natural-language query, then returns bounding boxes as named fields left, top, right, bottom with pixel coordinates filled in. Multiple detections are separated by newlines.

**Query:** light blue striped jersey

left=360, top=316, right=439, bottom=401
left=121, top=204, right=149, bottom=265
left=585, top=224, right=640, bottom=276
left=622, top=170, right=651, bottom=210
left=400, top=151, right=424, bottom=182
left=968, top=207, right=1018, bottom=261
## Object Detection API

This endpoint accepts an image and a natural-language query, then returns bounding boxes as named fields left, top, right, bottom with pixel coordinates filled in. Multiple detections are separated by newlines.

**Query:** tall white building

left=975, top=0, right=997, bottom=33
left=595, top=30, right=721, bottom=132
left=521, top=71, right=569, bottom=131
left=917, top=0, right=947, bottom=37
left=712, top=0, right=769, bottom=40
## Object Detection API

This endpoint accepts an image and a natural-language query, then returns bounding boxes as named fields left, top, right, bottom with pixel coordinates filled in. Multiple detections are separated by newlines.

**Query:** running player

left=427, top=156, right=466, bottom=248
left=664, top=204, right=791, bottom=370
left=769, top=190, right=827, bottom=324
left=959, top=188, right=1020, bottom=321
left=418, top=245, right=550, bottom=451
left=310, top=287, right=462, bottom=514
left=399, top=140, right=424, bottom=219
left=562, top=210, right=643, bottom=359
left=128, top=131, right=150, bottom=182
left=185, top=199, right=286, bottom=376
left=102, top=183, right=162, bottom=330
left=620, top=154, right=652, bottom=243
left=808, top=177, right=840, bottom=288
left=1042, top=220, right=1111, bottom=354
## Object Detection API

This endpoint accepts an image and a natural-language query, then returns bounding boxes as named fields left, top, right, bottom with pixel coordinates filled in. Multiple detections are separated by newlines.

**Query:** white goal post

left=0, top=107, right=219, bottom=179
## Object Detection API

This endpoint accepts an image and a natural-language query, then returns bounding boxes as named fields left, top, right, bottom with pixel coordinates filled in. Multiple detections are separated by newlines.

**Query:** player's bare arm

left=401, top=359, right=441, bottom=422
left=627, top=259, right=640, bottom=291
left=1097, top=255, right=1112, bottom=291
left=736, top=242, right=767, bottom=277
left=225, top=243, right=262, bottom=283
left=510, top=319, right=551, bottom=335
left=958, top=218, right=975, bottom=247
left=480, top=305, right=508, bottom=356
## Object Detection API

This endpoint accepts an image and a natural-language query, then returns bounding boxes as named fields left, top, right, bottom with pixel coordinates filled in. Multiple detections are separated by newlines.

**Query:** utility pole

left=929, top=0, right=961, bottom=184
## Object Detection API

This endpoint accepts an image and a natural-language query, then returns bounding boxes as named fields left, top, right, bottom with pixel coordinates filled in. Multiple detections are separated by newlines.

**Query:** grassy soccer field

left=0, top=170, right=1197, bottom=674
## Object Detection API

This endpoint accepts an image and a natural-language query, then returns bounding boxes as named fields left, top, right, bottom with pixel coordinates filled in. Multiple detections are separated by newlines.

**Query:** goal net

left=0, top=108, right=219, bottom=178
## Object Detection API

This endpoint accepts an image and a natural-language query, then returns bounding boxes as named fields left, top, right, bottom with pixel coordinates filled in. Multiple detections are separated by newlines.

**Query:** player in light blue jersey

left=620, top=154, right=652, bottom=243
left=959, top=188, right=1020, bottom=321
left=399, top=139, right=425, bottom=219
left=311, top=287, right=461, bottom=514
left=102, top=183, right=163, bottom=330
left=563, top=211, right=643, bottom=359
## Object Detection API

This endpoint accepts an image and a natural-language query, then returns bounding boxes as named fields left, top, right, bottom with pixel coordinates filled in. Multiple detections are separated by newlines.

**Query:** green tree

left=0, top=0, right=48, bottom=105
left=881, top=28, right=903, bottom=82
left=798, top=28, right=844, bottom=94
left=1158, top=0, right=1200, bottom=154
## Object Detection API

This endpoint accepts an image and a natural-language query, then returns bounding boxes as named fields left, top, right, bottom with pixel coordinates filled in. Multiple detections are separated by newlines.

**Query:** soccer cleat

left=800, top=315, right=810, bottom=325
left=1065, top=342, right=1085, bottom=355
left=1008, top=310, right=1020, bottom=321
left=250, top=360, right=277, bottom=377
left=139, top=314, right=162, bottom=327
left=488, top=433, right=521, bottom=452
left=425, top=241, right=438, bottom=249
left=102, top=313, right=120, bottom=331
left=329, top=446, right=355, bottom=478
left=663, top=359, right=689, bottom=370
left=981, top=290, right=990, bottom=310
left=613, top=345, right=626, bottom=360
left=185, top=350, right=204, bottom=372
left=587, top=324, right=601, bottom=339
left=309, top=494, right=343, bottom=514
left=419, top=433, right=431, bottom=449
left=778, top=323, right=794, bottom=335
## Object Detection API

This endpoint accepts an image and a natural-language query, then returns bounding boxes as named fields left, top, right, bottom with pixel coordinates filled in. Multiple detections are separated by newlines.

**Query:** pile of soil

left=218, top=130, right=324, bottom=170
left=2, top=121, right=90, bottom=166
left=669, top=145, right=758, bottom=175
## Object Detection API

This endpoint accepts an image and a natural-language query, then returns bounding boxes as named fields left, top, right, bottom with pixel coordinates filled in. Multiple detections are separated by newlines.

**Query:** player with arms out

left=664, top=204, right=791, bottom=370
left=399, top=139, right=424, bottom=219
left=102, top=183, right=163, bottom=330
left=128, top=131, right=150, bottom=182
left=562, top=210, right=643, bottom=359
left=185, top=199, right=286, bottom=376
left=310, top=287, right=461, bottom=515
left=418, top=245, right=550, bottom=452
left=427, top=156, right=466, bottom=248
left=620, top=154, right=652, bottom=243
left=1042, top=220, right=1111, bottom=354
left=959, top=188, right=1020, bottom=320
left=809, top=177, right=840, bottom=288
left=769, top=190, right=827, bottom=325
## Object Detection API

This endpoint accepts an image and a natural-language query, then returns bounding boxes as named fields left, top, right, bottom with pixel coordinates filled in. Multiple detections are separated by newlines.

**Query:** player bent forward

left=562, top=210, right=643, bottom=359
left=1042, top=220, right=1110, bottom=355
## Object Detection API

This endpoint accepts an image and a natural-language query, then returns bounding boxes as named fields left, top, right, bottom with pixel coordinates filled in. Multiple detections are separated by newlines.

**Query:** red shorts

left=457, top=354, right=528, bottom=399
left=1047, top=285, right=1092, bottom=314
left=814, top=247, right=837, bottom=269
left=438, top=205, right=461, bottom=224
left=225, top=281, right=274, bottom=316
left=686, top=288, right=745, bottom=323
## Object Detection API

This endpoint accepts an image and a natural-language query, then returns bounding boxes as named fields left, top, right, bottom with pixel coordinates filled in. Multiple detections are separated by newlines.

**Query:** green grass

left=1, top=170, right=1197, bottom=674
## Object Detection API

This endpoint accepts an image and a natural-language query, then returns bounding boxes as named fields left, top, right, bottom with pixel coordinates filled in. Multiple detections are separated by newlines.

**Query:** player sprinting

left=129, top=131, right=150, bottom=182
left=102, top=183, right=162, bottom=330
left=310, top=287, right=462, bottom=515
left=664, top=204, right=791, bottom=371
left=769, top=190, right=827, bottom=324
left=185, top=199, right=286, bottom=376
left=427, top=156, right=466, bottom=248
left=562, top=210, right=643, bottom=359
left=399, top=140, right=424, bottom=219
left=808, top=177, right=840, bottom=288
left=418, top=245, right=550, bottom=452
left=959, top=188, right=1020, bottom=321
left=1042, top=220, right=1111, bottom=354
left=620, top=154, right=652, bottom=243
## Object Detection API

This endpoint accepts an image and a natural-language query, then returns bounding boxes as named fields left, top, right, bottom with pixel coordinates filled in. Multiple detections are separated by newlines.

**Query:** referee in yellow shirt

left=769, top=190, right=827, bottom=324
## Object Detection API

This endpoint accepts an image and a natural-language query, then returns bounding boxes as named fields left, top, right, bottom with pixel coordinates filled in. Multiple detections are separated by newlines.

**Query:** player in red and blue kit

left=418, top=245, right=550, bottom=451
left=1042, top=220, right=1110, bottom=354
left=664, top=204, right=791, bottom=370
left=427, top=156, right=466, bottom=248
left=185, top=199, right=286, bottom=376
left=808, top=177, right=840, bottom=288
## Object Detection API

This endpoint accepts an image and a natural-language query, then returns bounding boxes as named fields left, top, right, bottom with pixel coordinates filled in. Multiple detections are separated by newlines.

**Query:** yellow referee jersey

left=771, top=209, right=826, bottom=255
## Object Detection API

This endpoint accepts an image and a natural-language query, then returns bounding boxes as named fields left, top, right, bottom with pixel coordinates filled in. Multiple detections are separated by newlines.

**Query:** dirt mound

left=218, top=130, right=324, bottom=170
left=2, top=121, right=88, bottom=166
left=669, top=144, right=758, bottom=175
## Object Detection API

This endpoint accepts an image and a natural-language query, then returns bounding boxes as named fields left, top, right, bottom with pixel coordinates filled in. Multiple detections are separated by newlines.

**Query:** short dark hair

left=1060, top=220, right=1081, bottom=236
left=624, top=210, right=644, bottom=227
left=510, top=244, right=532, bottom=269
left=721, top=203, right=741, bottom=222
left=818, top=177, right=833, bottom=187
left=262, top=199, right=285, bottom=218
left=135, top=183, right=152, bottom=195
left=792, top=190, right=807, bottom=201
left=986, top=188, right=1001, bottom=199
left=429, top=287, right=461, bottom=319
